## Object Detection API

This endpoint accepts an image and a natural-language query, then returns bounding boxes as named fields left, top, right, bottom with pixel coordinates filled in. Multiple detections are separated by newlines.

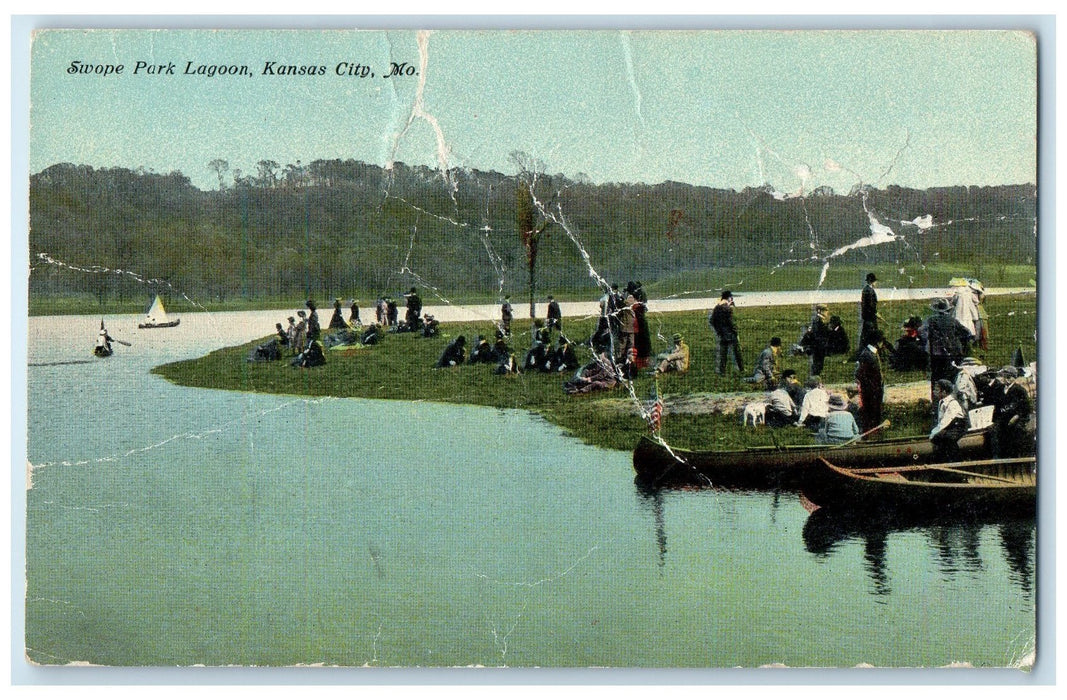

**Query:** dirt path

left=607, top=374, right=1037, bottom=417
left=653, top=381, right=933, bottom=416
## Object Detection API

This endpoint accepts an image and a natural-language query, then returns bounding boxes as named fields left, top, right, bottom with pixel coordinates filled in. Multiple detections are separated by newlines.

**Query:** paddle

left=111, top=338, right=131, bottom=347
left=835, top=419, right=890, bottom=448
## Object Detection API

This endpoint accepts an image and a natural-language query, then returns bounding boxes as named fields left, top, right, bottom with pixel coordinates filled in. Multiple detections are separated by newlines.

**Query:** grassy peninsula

left=153, top=294, right=1037, bottom=453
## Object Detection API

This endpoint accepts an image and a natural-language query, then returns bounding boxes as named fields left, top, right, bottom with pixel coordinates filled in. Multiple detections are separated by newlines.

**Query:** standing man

left=859, top=272, right=881, bottom=352
left=802, top=303, right=831, bottom=376
left=855, top=329, right=885, bottom=433
left=709, top=290, right=744, bottom=376
left=500, top=295, right=513, bottom=336
left=922, top=297, right=973, bottom=396
left=404, top=287, right=422, bottom=328
left=546, top=295, right=562, bottom=332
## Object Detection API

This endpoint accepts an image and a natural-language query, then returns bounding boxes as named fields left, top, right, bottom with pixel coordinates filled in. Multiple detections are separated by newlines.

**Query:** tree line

left=29, top=159, right=1036, bottom=307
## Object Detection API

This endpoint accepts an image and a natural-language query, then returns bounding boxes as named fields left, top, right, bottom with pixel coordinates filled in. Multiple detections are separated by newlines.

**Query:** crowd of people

left=245, top=272, right=1033, bottom=458
left=721, top=273, right=1033, bottom=456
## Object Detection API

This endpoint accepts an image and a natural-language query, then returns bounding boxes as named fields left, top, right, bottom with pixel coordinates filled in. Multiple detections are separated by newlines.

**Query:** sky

left=28, top=28, right=1037, bottom=193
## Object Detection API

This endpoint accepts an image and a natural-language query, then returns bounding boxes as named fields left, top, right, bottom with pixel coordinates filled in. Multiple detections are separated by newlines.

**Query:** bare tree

left=208, top=159, right=230, bottom=191
left=256, top=160, right=280, bottom=188
left=510, top=151, right=553, bottom=333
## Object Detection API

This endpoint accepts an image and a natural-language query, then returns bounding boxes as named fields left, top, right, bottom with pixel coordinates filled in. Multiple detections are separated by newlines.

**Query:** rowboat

left=800, top=456, right=1036, bottom=516
left=632, top=431, right=989, bottom=490
left=138, top=295, right=180, bottom=329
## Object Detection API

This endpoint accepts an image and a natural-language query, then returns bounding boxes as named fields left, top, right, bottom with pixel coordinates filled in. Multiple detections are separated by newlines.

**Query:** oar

left=111, top=338, right=132, bottom=347
left=835, top=419, right=890, bottom=448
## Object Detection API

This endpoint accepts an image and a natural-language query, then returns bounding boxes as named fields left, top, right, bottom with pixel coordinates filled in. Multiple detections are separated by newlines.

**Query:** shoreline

left=36, top=286, right=1036, bottom=340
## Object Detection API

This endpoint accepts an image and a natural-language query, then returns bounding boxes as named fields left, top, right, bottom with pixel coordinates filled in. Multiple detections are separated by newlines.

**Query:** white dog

left=742, top=401, right=768, bottom=427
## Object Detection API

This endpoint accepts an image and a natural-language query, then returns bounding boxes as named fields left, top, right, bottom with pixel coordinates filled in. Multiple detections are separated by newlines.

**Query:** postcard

left=22, top=25, right=1041, bottom=673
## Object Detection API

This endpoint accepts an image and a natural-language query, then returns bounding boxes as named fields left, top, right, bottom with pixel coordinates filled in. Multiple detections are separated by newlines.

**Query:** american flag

left=647, top=382, right=664, bottom=433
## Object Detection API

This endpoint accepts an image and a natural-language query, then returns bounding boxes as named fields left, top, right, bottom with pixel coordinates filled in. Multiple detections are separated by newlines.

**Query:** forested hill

left=29, top=160, right=1036, bottom=307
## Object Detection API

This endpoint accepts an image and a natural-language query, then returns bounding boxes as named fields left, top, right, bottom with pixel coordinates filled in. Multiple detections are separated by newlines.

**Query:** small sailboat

left=138, top=295, right=180, bottom=329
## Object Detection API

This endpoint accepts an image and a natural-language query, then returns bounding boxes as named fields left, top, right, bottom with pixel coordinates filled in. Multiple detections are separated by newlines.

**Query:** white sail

left=144, top=295, right=170, bottom=325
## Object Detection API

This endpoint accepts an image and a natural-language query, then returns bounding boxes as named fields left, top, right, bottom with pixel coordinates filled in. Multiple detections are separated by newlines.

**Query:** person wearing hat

left=548, top=333, right=580, bottom=373
left=818, top=393, right=860, bottom=444
left=951, top=278, right=988, bottom=350
left=930, top=378, right=968, bottom=461
left=546, top=294, right=562, bottom=332
left=859, top=272, right=883, bottom=352
left=922, top=296, right=974, bottom=395
left=855, top=328, right=885, bottom=433
left=404, top=287, right=422, bottom=329
left=796, top=376, right=829, bottom=430
left=709, top=290, right=744, bottom=376
left=990, top=366, right=1034, bottom=458
left=500, top=295, right=513, bottom=336
left=632, top=293, right=652, bottom=370
left=615, top=294, right=637, bottom=367
left=825, top=314, right=850, bottom=356
left=467, top=334, right=494, bottom=364
left=275, top=322, right=289, bottom=348
left=292, top=310, right=308, bottom=354
left=765, top=372, right=799, bottom=428
left=385, top=296, right=399, bottom=328
left=436, top=334, right=467, bottom=368
left=284, top=316, right=298, bottom=349
left=745, top=337, right=781, bottom=389
left=491, top=329, right=512, bottom=363
left=952, top=357, right=986, bottom=410
left=305, top=300, right=321, bottom=341
left=94, top=319, right=114, bottom=357
left=375, top=296, right=388, bottom=326
left=328, top=298, right=348, bottom=330
left=522, top=324, right=552, bottom=372
left=655, top=333, right=690, bottom=375
left=888, top=315, right=928, bottom=372
left=349, top=299, right=362, bottom=327
left=422, top=313, right=439, bottom=338
left=798, top=303, right=831, bottom=376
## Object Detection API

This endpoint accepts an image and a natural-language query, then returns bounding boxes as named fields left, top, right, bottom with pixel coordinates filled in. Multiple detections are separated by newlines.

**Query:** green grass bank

left=153, top=293, right=1037, bottom=454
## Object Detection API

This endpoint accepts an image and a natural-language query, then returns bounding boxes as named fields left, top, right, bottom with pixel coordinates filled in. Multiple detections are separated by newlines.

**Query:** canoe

left=800, top=455, right=1037, bottom=516
left=632, top=431, right=989, bottom=490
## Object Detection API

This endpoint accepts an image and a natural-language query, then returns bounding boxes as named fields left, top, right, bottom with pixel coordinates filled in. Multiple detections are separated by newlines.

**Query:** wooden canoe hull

left=138, top=319, right=181, bottom=329
left=632, top=432, right=989, bottom=490
left=800, top=456, right=1037, bottom=516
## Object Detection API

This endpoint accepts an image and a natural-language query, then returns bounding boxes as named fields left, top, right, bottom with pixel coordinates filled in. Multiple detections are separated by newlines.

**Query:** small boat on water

left=632, top=431, right=989, bottom=490
left=138, top=295, right=180, bottom=329
left=801, top=455, right=1037, bottom=516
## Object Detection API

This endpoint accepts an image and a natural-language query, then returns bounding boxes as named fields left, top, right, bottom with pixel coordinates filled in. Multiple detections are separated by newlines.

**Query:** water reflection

left=802, top=507, right=1035, bottom=598
left=635, top=484, right=669, bottom=568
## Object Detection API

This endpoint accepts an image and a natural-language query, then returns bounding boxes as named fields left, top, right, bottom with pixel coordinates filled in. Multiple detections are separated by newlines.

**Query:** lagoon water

left=23, top=308, right=1035, bottom=669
